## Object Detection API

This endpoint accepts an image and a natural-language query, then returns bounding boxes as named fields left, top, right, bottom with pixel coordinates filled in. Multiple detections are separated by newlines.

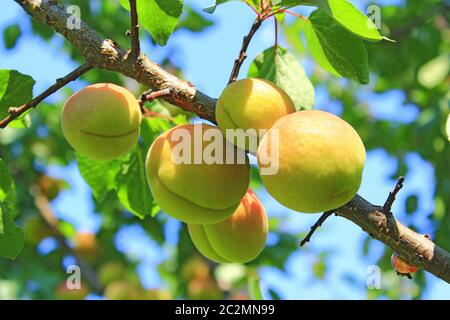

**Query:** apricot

left=145, top=123, right=250, bottom=224
left=391, top=252, right=419, bottom=275
left=188, top=190, right=268, bottom=263
left=73, top=232, right=101, bottom=262
left=257, top=110, right=365, bottom=213
left=55, top=282, right=89, bottom=300
left=61, top=83, right=142, bottom=161
left=216, top=78, right=295, bottom=153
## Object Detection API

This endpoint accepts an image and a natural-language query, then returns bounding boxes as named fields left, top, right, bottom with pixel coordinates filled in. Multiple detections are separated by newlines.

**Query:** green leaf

left=247, top=274, right=264, bottom=300
left=310, top=0, right=382, bottom=42
left=76, top=153, right=123, bottom=203
left=120, top=0, right=184, bottom=46
left=0, top=159, right=14, bottom=203
left=446, top=114, right=450, bottom=142
left=304, top=9, right=369, bottom=84
left=117, top=145, right=155, bottom=219
left=248, top=45, right=315, bottom=110
left=178, top=6, right=214, bottom=32
left=3, top=24, right=22, bottom=50
left=0, top=202, right=24, bottom=260
left=203, top=0, right=236, bottom=14
left=0, top=70, right=35, bottom=120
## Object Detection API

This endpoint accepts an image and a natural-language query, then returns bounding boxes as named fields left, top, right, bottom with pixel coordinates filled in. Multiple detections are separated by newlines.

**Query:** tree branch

left=299, top=211, right=334, bottom=247
left=31, top=185, right=104, bottom=294
left=14, top=0, right=450, bottom=284
left=383, top=176, right=405, bottom=214
left=228, top=17, right=263, bottom=84
left=0, top=63, right=93, bottom=129
left=13, top=0, right=216, bottom=124
left=128, top=0, right=141, bottom=58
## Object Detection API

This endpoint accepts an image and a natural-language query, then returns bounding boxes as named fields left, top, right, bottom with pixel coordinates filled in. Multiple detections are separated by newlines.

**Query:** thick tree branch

left=14, top=0, right=450, bottom=284
left=0, top=63, right=93, bottom=129
left=13, top=0, right=216, bottom=124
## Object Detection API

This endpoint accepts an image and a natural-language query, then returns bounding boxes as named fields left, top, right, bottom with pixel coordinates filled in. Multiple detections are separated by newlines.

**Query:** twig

left=383, top=176, right=405, bottom=214
left=228, top=17, right=264, bottom=84
left=138, top=87, right=174, bottom=110
left=274, top=16, right=278, bottom=47
left=0, top=63, right=93, bottom=129
left=31, top=185, right=104, bottom=294
left=300, top=211, right=334, bottom=247
left=128, top=0, right=141, bottom=58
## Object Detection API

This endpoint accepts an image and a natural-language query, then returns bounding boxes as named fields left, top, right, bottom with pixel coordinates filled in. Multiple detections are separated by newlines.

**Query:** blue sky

left=1, top=0, right=449, bottom=299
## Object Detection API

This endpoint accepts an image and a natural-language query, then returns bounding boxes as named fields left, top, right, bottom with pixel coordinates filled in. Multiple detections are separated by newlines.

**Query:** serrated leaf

left=247, top=274, right=264, bottom=300
left=0, top=202, right=24, bottom=259
left=76, top=153, right=123, bottom=203
left=120, top=0, right=184, bottom=46
left=304, top=9, right=369, bottom=84
left=310, top=0, right=382, bottom=42
left=248, top=45, right=315, bottom=110
left=117, top=146, right=155, bottom=219
left=3, top=24, right=22, bottom=50
left=0, top=70, right=35, bottom=120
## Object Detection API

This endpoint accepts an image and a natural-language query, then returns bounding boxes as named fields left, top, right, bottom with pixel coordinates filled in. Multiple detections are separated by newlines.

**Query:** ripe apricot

left=188, top=190, right=268, bottom=263
left=258, top=110, right=365, bottom=213
left=145, top=123, right=250, bottom=224
left=61, top=83, right=142, bottom=161
left=216, top=78, right=295, bottom=153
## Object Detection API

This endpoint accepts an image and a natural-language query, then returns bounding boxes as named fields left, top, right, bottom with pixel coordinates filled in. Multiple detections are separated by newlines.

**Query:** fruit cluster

left=61, top=79, right=366, bottom=264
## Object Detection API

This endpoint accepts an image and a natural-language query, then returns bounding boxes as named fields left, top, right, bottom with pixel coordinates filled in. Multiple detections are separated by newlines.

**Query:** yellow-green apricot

left=61, top=83, right=142, bottom=161
left=188, top=190, right=268, bottom=264
left=258, top=110, right=366, bottom=213
left=216, top=78, right=295, bottom=153
left=145, top=123, right=250, bottom=224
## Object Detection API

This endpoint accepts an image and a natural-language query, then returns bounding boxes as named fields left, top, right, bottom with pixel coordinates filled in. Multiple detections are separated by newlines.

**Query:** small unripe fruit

left=55, top=282, right=89, bottom=300
left=104, top=280, right=144, bottom=300
left=216, top=78, right=295, bottom=153
left=73, top=232, right=101, bottom=262
left=258, top=110, right=365, bottom=213
left=61, top=83, right=142, bottom=161
left=188, top=190, right=268, bottom=264
left=146, top=123, right=250, bottom=224
left=391, top=252, right=419, bottom=275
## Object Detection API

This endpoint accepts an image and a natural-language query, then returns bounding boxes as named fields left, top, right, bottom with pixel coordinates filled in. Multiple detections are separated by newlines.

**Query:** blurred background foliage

left=0, top=0, right=449, bottom=300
